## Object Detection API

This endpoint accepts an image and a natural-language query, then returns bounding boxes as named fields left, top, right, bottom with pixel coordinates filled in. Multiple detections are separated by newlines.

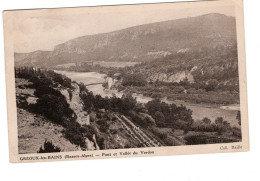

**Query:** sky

left=10, top=1, right=235, bottom=53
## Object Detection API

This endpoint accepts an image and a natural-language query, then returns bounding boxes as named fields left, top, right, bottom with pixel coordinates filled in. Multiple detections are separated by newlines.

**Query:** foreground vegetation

left=16, top=67, right=94, bottom=149
left=15, top=67, right=242, bottom=151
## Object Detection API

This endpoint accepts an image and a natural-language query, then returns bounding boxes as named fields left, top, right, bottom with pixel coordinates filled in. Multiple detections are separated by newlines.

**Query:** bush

left=164, top=136, right=177, bottom=146
left=205, top=79, right=219, bottom=92
left=146, top=100, right=193, bottom=128
left=62, top=121, right=86, bottom=148
left=191, top=120, right=217, bottom=132
left=185, top=134, right=211, bottom=145
left=214, top=117, right=231, bottom=135
left=97, top=119, right=110, bottom=133
left=172, top=119, right=191, bottom=133
left=79, top=83, right=87, bottom=93
left=30, top=94, right=74, bottom=124
left=33, top=77, right=52, bottom=88
left=128, top=112, right=151, bottom=128
left=184, top=134, right=238, bottom=145
left=38, top=139, right=61, bottom=153
left=96, top=137, right=105, bottom=150
left=84, top=125, right=95, bottom=141
left=122, top=73, right=147, bottom=87
left=52, top=73, right=73, bottom=89
left=151, top=128, right=169, bottom=140
left=34, top=85, right=63, bottom=98
left=154, top=111, right=165, bottom=127
left=232, top=127, right=242, bottom=139
left=15, top=68, right=89, bottom=149
left=202, top=117, right=211, bottom=124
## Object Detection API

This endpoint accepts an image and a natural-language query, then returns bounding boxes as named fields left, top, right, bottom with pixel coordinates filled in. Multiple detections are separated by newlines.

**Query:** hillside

left=15, top=68, right=241, bottom=153
left=14, top=13, right=237, bottom=67
left=16, top=78, right=81, bottom=153
left=14, top=51, right=52, bottom=67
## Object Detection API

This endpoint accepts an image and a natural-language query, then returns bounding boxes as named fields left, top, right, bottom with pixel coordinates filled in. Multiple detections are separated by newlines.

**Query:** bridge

left=85, top=82, right=104, bottom=86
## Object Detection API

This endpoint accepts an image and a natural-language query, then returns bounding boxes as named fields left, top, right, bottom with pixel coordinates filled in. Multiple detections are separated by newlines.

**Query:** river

left=55, top=70, right=240, bottom=126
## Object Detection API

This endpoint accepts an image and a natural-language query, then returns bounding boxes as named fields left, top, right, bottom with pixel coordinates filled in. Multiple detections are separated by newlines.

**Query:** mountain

left=14, top=13, right=237, bottom=67
left=14, top=51, right=52, bottom=67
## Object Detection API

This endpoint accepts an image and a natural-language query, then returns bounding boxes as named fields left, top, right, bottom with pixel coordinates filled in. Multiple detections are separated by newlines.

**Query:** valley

left=13, top=13, right=242, bottom=153
left=55, top=69, right=240, bottom=127
left=15, top=68, right=241, bottom=153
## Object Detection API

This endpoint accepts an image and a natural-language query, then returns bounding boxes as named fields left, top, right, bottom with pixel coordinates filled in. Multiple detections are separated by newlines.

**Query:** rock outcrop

left=148, top=71, right=194, bottom=83
left=60, top=83, right=90, bottom=126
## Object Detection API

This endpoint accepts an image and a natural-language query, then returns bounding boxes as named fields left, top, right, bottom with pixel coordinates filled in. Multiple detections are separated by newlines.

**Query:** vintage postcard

left=3, top=0, right=249, bottom=163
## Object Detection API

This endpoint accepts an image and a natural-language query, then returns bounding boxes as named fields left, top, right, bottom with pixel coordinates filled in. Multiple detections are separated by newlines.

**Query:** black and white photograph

left=3, top=0, right=249, bottom=162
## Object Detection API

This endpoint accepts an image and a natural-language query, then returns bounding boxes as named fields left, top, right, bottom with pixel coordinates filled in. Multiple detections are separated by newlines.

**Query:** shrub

left=30, top=94, right=74, bottom=124
left=151, top=128, right=169, bottom=140
left=214, top=117, right=232, bottom=135
left=184, top=134, right=210, bottom=145
left=154, top=111, right=165, bottom=127
left=34, top=85, right=63, bottom=98
left=62, top=122, right=86, bottom=148
left=184, top=134, right=238, bottom=145
left=164, top=136, right=177, bottom=146
left=128, top=112, right=150, bottom=128
left=190, top=118, right=218, bottom=132
left=232, top=127, right=242, bottom=139
left=202, top=117, right=211, bottom=124
left=15, top=68, right=89, bottom=148
left=37, top=139, right=61, bottom=153
left=96, top=137, right=105, bottom=150
left=205, top=79, right=219, bottom=92
left=122, top=73, right=147, bottom=87
left=79, top=82, right=87, bottom=93
left=52, top=73, right=73, bottom=89
left=34, top=77, right=52, bottom=88
left=16, top=96, right=29, bottom=109
left=97, top=119, right=110, bottom=133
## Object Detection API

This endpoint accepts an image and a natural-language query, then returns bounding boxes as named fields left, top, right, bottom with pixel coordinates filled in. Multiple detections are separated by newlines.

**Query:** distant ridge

left=15, top=13, right=237, bottom=67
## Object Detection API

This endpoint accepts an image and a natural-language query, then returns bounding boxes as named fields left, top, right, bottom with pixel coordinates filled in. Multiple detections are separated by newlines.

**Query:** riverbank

left=15, top=67, right=242, bottom=152
left=54, top=70, right=240, bottom=126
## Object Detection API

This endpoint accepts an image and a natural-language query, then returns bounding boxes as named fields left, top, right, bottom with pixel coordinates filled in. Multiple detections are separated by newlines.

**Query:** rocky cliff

left=148, top=71, right=194, bottom=83
left=15, top=13, right=237, bottom=68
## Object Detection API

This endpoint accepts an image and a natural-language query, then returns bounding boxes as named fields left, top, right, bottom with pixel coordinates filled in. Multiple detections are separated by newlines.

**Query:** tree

left=80, top=91, right=95, bottom=113
left=121, top=93, right=137, bottom=113
left=31, top=94, right=74, bottom=124
left=38, top=139, right=61, bottom=153
left=79, top=82, right=87, bottom=92
left=179, top=77, right=190, bottom=88
left=154, top=111, right=165, bottom=127
left=34, top=85, right=63, bottom=98
left=202, top=117, right=211, bottom=124
left=146, top=99, right=161, bottom=116
left=94, top=95, right=106, bottom=110
left=97, top=118, right=110, bottom=133
left=170, top=104, right=193, bottom=124
left=205, top=79, right=219, bottom=92
left=215, top=117, right=224, bottom=125
left=160, top=102, right=171, bottom=117
left=122, top=73, right=147, bottom=87
left=215, top=117, right=225, bottom=135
